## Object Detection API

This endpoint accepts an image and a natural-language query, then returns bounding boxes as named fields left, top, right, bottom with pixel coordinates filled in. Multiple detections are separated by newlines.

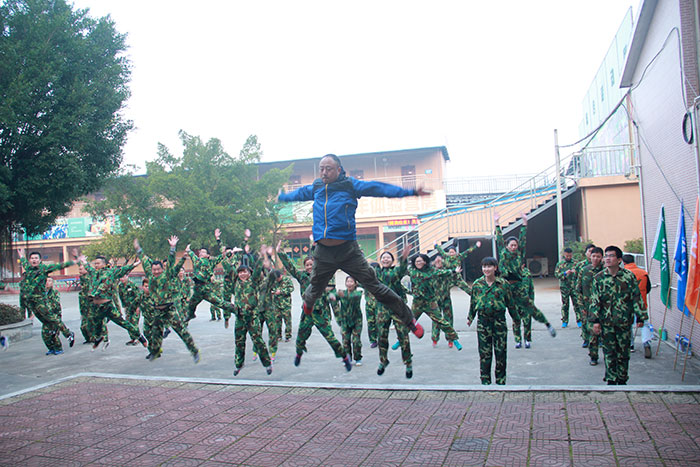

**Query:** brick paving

left=1, top=377, right=699, bottom=466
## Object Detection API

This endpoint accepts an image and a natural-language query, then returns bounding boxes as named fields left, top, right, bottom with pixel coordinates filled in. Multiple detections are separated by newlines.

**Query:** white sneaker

left=355, top=359, right=362, bottom=366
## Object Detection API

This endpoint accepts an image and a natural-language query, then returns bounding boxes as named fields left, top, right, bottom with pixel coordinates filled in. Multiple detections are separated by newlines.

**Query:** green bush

left=624, top=237, right=644, bottom=254
left=0, top=303, right=23, bottom=326
left=565, top=239, right=595, bottom=262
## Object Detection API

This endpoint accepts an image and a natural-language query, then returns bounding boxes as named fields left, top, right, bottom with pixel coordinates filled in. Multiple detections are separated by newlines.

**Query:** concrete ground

left=1, top=278, right=700, bottom=466
left=1, top=278, right=699, bottom=395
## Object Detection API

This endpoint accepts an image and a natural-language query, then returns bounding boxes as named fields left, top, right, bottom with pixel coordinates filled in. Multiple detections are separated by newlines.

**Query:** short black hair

left=591, top=247, right=604, bottom=256
left=622, top=254, right=635, bottom=264
left=151, top=260, right=163, bottom=268
left=95, top=256, right=107, bottom=263
left=563, top=247, right=573, bottom=253
left=505, top=236, right=518, bottom=245
left=481, top=256, right=498, bottom=267
left=604, top=245, right=623, bottom=259
left=237, top=265, right=251, bottom=273
left=200, top=247, right=210, bottom=255
left=28, top=251, right=41, bottom=259
left=269, top=269, right=283, bottom=281
left=585, top=243, right=596, bottom=252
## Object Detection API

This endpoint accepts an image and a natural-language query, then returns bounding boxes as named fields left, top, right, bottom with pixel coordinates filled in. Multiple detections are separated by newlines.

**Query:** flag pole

left=657, top=257, right=676, bottom=357
left=681, top=290, right=700, bottom=381
left=674, top=307, right=686, bottom=370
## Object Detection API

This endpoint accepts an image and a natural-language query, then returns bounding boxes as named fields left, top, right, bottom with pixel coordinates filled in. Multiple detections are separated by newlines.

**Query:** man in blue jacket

left=278, top=154, right=428, bottom=340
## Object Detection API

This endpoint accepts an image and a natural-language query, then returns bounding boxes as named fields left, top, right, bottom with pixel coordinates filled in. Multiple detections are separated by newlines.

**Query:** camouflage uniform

left=590, top=267, right=647, bottom=384
left=186, top=244, right=237, bottom=321
left=19, top=258, right=75, bottom=352
left=375, top=259, right=412, bottom=370
left=577, top=262, right=604, bottom=359
left=77, top=272, right=99, bottom=342
left=84, top=262, right=142, bottom=344
left=255, top=269, right=280, bottom=356
left=279, top=252, right=346, bottom=359
left=365, top=292, right=378, bottom=345
left=572, top=259, right=591, bottom=311
left=261, top=273, right=294, bottom=342
left=118, top=279, right=142, bottom=328
left=138, top=249, right=198, bottom=359
left=230, top=259, right=272, bottom=370
left=176, top=274, right=193, bottom=322
left=44, top=287, right=72, bottom=352
left=468, top=276, right=518, bottom=384
left=409, top=266, right=459, bottom=342
left=495, top=225, right=550, bottom=344
left=338, top=288, right=363, bottom=361
left=554, top=257, right=580, bottom=324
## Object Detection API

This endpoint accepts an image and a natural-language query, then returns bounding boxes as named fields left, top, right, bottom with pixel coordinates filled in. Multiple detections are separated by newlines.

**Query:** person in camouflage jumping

left=336, top=276, right=363, bottom=366
left=494, top=213, right=556, bottom=348
left=365, top=288, right=378, bottom=348
left=260, top=268, right=294, bottom=352
left=576, top=247, right=604, bottom=364
left=135, top=236, right=200, bottom=363
left=18, top=248, right=75, bottom=354
left=408, top=252, right=463, bottom=350
left=43, top=277, right=74, bottom=355
left=118, top=275, right=142, bottom=345
left=185, top=228, right=237, bottom=324
left=208, top=279, right=224, bottom=321
left=467, top=257, right=518, bottom=385
left=376, top=248, right=415, bottom=378
left=277, top=246, right=351, bottom=371
left=554, top=247, right=580, bottom=327
left=590, top=245, right=647, bottom=385
left=229, top=251, right=272, bottom=376
left=77, top=253, right=146, bottom=350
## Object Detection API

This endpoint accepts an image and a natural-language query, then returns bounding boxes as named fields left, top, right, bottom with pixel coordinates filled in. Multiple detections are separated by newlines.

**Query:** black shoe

left=146, top=352, right=153, bottom=360
left=234, top=366, right=242, bottom=376
left=163, top=328, right=171, bottom=339
left=644, top=343, right=652, bottom=359
left=82, top=341, right=91, bottom=345
left=294, top=354, right=302, bottom=367
left=266, top=366, right=272, bottom=375
left=342, top=356, right=352, bottom=372
left=377, top=362, right=388, bottom=375
left=92, top=337, right=103, bottom=350
left=68, top=332, right=75, bottom=347
left=582, top=341, right=589, bottom=348
left=630, top=344, right=635, bottom=352
left=405, top=366, right=413, bottom=379
left=138, top=335, right=148, bottom=347
left=607, top=380, right=616, bottom=385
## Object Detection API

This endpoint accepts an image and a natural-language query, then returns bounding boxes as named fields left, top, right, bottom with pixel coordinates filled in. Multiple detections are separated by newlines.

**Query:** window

left=401, top=165, right=416, bottom=190
left=350, top=169, right=364, bottom=180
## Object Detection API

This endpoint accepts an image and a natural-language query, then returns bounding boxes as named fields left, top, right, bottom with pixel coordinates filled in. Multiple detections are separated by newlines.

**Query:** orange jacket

left=624, top=262, right=651, bottom=311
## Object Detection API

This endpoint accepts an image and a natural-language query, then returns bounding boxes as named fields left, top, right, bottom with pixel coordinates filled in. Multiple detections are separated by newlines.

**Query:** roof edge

left=620, top=0, right=659, bottom=88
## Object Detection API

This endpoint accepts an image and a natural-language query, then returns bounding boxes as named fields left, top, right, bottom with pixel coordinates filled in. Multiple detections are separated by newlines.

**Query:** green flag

left=652, top=205, right=670, bottom=307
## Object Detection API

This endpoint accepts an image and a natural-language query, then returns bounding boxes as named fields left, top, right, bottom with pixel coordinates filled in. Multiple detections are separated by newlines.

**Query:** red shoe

left=448, top=341, right=454, bottom=349
left=303, top=302, right=313, bottom=315
left=410, top=319, right=424, bottom=339
left=432, top=340, right=438, bottom=348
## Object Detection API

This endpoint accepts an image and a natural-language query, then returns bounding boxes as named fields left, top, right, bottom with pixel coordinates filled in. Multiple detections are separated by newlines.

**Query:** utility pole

left=554, top=129, right=564, bottom=256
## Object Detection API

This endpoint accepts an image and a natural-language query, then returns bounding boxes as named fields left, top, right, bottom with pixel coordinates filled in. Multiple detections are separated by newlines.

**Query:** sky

left=72, top=0, right=637, bottom=178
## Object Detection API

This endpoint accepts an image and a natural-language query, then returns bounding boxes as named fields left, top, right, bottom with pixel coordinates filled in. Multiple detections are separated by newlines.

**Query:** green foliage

left=82, top=233, right=136, bottom=262
left=0, top=0, right=132, bottom=240
left=623, top=237, right=644, bottom=254
left=565, top=239, right=595, bottom=262
left=0, top=303, right=23, bottom=326
left=88, top=132, right=290, bottom=259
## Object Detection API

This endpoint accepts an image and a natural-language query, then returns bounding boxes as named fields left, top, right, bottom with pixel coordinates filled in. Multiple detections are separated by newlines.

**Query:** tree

left=0, top=0, right=132, bottom=244
left=87, top=132, right=291, bottom=259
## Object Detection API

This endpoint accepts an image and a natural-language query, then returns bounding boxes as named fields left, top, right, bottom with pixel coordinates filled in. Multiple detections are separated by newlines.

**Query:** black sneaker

left=342, top=356, right=352, bottom=372
left=266, top=366, right=272, bottom=375
left=630, top=344, right=635, bottom=352
left=405, top=366, right=413, bottom=379
left=138, top=335, right=148, bottom=347
left=644, top=343, right=652, bottom=359
left=377, top=362, right=388, bottom=375
left=92, top=337, right=104, bottom=350
left=163, top=328, right=171, bottom=339
left=234, top=366, right=242, bottom=376
left=294, top=354, right=302, bottom=367
left=68, top=332, right=75, bottom=348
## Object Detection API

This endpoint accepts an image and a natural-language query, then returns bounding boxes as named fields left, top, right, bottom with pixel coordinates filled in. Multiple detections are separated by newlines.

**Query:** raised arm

left=277, top=250, right=303, bottom=283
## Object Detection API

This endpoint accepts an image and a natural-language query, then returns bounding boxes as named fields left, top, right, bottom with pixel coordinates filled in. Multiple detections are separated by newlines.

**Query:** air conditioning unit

left=526, top=258, right=548, bottom=277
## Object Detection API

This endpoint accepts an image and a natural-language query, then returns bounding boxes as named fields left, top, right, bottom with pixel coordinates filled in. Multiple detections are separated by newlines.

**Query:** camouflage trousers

left=341, top=313, right=363, bottom=361
left=477, top=317, right=508, bottom=385
left=149, top=304, right=198, bottom=357
left=581, top=307, right=599, bottom=360
left=365, top=299, right=378, bottom=344
left=509, top=279, right=548, bottom=344
left=412, top=297, right=459, bottom=342
left=210, top=304, right=222, bottom=320
left=235, top=307, right=271, bottom=368
left=88, top=301, right=141, bottom=343
left=296, top=309, right=346, bottom=358
left=276, top=303, right=293, bottom=341
left=377, top=304, right=411, bottom=367
left=26, top=296, right=71, bottom=352
left=187, top=282, right=235, bottom=321
left=432, top=295, right=454, bottom=343
left=560, top=286, right=581, bottom=324
left=256, top=306, right=279, bottom=355
left=124, top=304, right=140, bottom=329
left=600, top=323, right=632, bottom=384
left=79, top=295, right=95, bottom=342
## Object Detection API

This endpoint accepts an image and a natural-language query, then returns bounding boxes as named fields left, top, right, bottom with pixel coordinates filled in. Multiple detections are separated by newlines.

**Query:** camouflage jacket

left=495, top=225, right=527, bottom=282
left=577, top=263, right=603, bottom=308
left=468, top=276, right=517, bottom=322
left=231, top=258, right=264, bottom=314
left=590, top=267, right=647, bottom=326
left=375, top=257, right=408, bottom=300
left=138, top=248, right=186, bottom=306
left=85, top=262, right=135, bottom=300
left=554, top=258, right=576, bottom=288
left=436, top=243, right=478, bottom=270
left=78, top=273, right=92, bottom=299
left=278, top=250, right=334, bottom=314
left=118, top=280, right=141, bottom=310
left=338, top=288, right=363, bottom=327
left=408, top=266, right=453, bottom=301
left=177, top=275, right=193, bottom=306
left=188, top=242, right=224, bottom=283
left=572, top=259, right=590, bottom=293
left=260, top=273, right=294, bottom=310
left=19, top=258, right=74, bottom=298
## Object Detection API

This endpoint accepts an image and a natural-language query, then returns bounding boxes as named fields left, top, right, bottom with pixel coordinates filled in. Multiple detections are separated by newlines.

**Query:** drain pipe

left=553, top=129, right=564, bottom=256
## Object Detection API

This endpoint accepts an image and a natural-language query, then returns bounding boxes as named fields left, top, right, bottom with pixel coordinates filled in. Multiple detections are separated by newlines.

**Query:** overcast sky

left=73, top=0, right=636, bottom=177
